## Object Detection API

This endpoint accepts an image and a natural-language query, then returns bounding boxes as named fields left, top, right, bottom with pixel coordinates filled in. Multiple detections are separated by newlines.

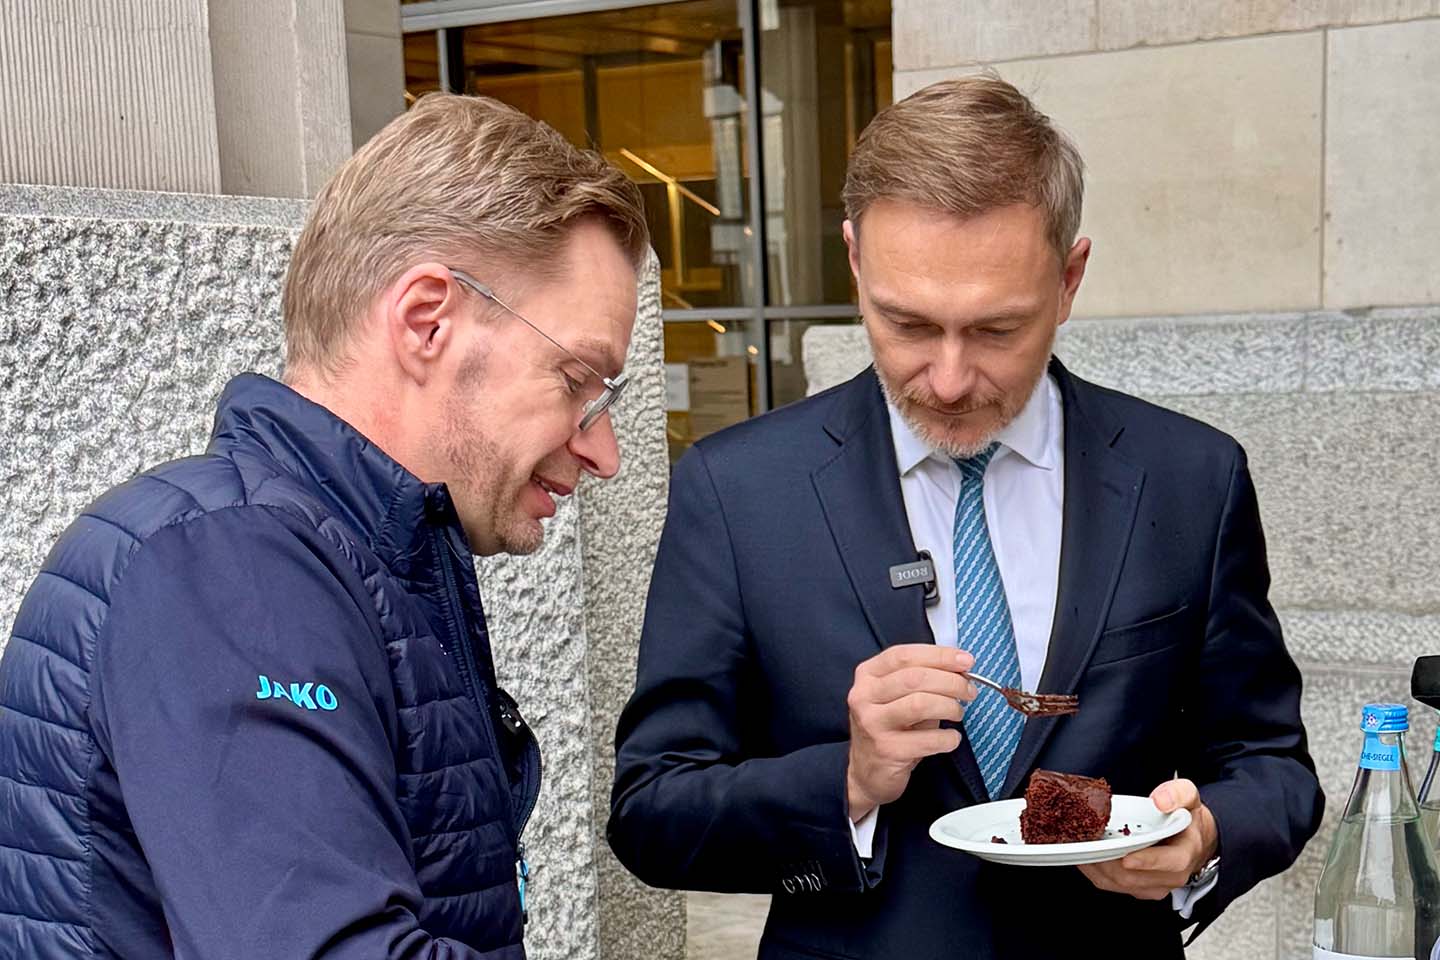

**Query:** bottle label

left=1358, top=732, right=1401, bottom=771
left=1314, top=949, right=1409, bottom=959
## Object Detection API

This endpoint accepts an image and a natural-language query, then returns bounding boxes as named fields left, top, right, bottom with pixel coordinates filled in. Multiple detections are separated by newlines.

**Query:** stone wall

left=0, top=184, right=681, bottom=960
left=802, top=316, right=1440, bottom=960
left=892, top=5, right=1440, bottom=319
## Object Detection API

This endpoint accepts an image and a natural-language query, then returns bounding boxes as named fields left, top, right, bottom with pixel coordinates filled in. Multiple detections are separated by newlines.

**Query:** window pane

left=663, top=319, right=759, bottom=462
left=769, top=315, right=864, bottom=409
left=456, top=1, right=755, bottom=309
left=404, top=30, right=442, bottom=105
left=759, top=0, right=891, bottom=306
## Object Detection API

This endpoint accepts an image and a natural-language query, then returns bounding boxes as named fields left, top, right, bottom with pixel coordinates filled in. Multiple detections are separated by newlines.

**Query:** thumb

left=1152, top=778, right=1199, bottom=812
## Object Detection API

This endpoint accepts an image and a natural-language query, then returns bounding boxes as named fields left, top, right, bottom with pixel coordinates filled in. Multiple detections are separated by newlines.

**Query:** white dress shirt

left=848, top=373, right=1216, bottom=916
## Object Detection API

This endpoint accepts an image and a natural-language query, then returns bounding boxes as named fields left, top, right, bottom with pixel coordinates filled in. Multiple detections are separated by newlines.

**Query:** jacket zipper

left=432, top=527, right=490, bottom=725
left=435, top=525, right=543, bottom=923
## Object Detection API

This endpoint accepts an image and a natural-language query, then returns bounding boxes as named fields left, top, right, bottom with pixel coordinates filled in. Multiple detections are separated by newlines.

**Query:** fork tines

left=1015, top=692, right=1080, bottom=717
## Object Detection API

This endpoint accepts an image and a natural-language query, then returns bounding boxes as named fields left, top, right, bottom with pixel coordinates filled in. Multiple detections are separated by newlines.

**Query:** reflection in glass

left=759, top=0, right=891, bottom=306
left=454, top=2, right=754, bottom=310
left=403, top=31, right=441, bottom=105
left=662, top=320, right=758, bottom=462
left=769, top=316, right=863, bottom=408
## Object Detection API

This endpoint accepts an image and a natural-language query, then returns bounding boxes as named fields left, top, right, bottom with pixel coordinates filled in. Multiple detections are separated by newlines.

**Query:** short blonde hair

left=843, top=75, right=1084, bottom=260
left=282, top=93, right=648, bottom=373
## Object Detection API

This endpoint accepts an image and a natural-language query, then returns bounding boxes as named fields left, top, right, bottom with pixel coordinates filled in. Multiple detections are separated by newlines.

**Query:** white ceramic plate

left=928, top=794, right=1192, bottom=866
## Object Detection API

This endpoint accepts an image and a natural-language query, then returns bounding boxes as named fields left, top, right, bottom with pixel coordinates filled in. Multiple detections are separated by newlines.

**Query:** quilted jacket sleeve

left=89, top=505, right=514, bottom=960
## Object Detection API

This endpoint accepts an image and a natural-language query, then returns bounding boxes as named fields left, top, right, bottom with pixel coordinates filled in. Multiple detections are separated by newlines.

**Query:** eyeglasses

left=448, top=267, right=628, bottom=431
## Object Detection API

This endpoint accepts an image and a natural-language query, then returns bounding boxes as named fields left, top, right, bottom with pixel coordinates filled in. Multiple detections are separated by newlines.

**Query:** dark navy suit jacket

left=609, top=360, right=1322, bottom=959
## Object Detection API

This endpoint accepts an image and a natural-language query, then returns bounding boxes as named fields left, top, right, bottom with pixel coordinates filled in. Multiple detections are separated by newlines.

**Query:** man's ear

left=1056, top=237, right=1091, bottom=328
left=387, top=262, right=463, bottom=386
left=842, top=219, right=861, bottom=283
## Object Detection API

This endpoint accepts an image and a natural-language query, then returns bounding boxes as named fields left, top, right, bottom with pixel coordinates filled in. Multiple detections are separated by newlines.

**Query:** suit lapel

left=1001, top=359, right=1145, bottom=798
left=812, top=370, right=932, bottom=652
left=812, top=369, right=989, bottom=805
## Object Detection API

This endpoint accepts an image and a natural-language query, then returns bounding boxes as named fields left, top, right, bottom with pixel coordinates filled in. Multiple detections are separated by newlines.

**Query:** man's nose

left=928, top=340, right=976, bottom=405
left=569, top=410, right=621, bottom=479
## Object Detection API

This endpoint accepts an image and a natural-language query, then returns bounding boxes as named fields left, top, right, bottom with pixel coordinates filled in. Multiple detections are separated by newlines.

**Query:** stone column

left=0, top=1, right=357, bottom=197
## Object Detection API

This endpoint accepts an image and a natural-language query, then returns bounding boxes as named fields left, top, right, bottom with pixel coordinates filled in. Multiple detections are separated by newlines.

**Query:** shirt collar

left=887, top=372, right=1059, bottom=477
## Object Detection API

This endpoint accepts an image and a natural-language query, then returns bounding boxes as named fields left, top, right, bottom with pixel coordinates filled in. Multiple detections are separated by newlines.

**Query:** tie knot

left=954, top=442, right=1000, bottom=480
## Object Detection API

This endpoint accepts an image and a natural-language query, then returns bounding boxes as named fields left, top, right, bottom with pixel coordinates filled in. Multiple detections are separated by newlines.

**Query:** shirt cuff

left=849, top=807, right=879, bottom=860
left=1171, top=864, right=1220, bottom=918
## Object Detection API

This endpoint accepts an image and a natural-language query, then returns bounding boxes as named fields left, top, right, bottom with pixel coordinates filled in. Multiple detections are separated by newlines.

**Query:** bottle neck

left=1346, top=729, right=1420, bottom=820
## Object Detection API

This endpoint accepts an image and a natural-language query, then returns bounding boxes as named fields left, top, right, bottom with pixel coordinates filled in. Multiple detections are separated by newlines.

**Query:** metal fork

left=964, top=671, right=1079, bottom=717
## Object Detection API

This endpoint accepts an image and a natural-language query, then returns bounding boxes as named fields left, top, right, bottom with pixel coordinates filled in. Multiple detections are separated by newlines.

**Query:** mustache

left=898, top=390, right=1001, bottom=417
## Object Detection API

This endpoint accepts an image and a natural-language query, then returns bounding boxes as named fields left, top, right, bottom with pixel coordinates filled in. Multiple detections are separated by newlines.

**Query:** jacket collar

left=208, top=373, right=455, bottom=578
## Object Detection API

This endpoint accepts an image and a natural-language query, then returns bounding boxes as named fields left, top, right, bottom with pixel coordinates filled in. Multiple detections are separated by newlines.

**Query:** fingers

left=1119, top=835, right=1195, bottom=875
left=1151, top=778, right=1200, bottom=813
left=1077, top=827, right=1202, bottom=901
left=874, top=691, right=967, bottom=729
left=867, top=666, right=978, bottom=705
left=1077, top=862, right=1174, bottom=901
left=857, top=644, right=974, bottom=679
left=872, top=725, right=962, bottom=761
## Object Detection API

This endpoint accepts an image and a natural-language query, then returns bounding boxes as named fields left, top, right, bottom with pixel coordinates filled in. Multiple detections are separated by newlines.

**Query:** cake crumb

left=990, top=836, right=1007, bottom=844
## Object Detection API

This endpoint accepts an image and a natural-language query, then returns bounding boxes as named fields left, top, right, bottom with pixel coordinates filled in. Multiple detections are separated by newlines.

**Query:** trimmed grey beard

left=872, top=351, right=1052, bottom=461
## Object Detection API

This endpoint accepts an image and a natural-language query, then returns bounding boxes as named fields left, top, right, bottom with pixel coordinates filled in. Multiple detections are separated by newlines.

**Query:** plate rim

left=928, top=794, right=1192, bottom=857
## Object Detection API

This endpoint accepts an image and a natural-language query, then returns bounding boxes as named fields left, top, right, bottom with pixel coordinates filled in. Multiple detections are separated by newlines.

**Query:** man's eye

left=562, top=372, right=583, bottom=394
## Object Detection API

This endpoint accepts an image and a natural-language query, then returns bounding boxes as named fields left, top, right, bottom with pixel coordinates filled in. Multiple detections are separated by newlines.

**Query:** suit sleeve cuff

left=848, top=807, right=879, bottom=860
left=1171, top=863, right=1221, bottom=919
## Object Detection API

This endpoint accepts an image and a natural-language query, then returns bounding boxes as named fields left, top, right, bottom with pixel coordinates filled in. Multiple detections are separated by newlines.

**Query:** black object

left=889, top=550, right=940, bottom=607
left=1413, top=656, right=1440, bottom=711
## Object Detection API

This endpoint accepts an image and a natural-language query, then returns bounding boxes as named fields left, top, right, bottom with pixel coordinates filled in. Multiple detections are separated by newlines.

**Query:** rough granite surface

left=576, top=253, right=686, bottom=960
left=802, top=313, right=1440, bottom=960
left=0, top=187, right=681, bottom=960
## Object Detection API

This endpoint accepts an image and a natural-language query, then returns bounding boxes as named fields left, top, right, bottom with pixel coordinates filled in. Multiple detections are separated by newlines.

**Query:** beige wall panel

left=897, top=33, right=1323, bottom=318
left=347, top=32, right=405, bottom=151
left=891, top=0, right=1440, bottom=70
left=295, top=1, right=354, bottom=192
left=344, top=0, right=403, bottom=151
left=344, top=0, right=400, bottom=38
left=208, top=0, right=352, bottom=198
left=0, top=0, right=221, bottom=192
left=1324, top=18, right=1440, bottom=308
left=1099, top=0, right=1440, bottom=50
left=892, top=0, right=1096, bottom=70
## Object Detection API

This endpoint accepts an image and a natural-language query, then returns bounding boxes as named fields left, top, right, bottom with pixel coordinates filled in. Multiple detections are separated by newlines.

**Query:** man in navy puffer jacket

left=0, top=93, right=647, bottom=959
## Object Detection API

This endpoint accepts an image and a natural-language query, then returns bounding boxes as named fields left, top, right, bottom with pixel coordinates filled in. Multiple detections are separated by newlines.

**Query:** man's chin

left=905, top=409, right=1002, bottom=459
left=498, top=519, right=545, bottom=557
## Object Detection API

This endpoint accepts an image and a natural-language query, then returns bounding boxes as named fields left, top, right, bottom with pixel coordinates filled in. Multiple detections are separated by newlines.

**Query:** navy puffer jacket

left=0, top=374, right=540, bottom=959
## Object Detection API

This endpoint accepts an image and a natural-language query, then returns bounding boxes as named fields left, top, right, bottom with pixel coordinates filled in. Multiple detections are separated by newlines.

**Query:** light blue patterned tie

left=954, top=443, right=1024, bottom=801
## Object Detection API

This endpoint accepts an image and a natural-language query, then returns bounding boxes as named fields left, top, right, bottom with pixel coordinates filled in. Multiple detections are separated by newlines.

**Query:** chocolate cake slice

left=1019, top=769, right=1112, bottom=843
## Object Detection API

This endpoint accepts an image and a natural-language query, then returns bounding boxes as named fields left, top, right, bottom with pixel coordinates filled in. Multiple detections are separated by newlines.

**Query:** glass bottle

left=1313, top=703, right=1440, bottom=960
left=1418, top=722, right=1440, bottom=856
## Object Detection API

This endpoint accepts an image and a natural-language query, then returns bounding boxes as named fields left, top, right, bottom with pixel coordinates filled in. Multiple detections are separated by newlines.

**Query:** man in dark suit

left=608, top=76, right=1322, bottom=958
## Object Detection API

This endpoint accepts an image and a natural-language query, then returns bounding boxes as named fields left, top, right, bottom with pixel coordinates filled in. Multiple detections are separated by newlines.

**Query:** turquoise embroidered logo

left=255, top=675, right=338, bottom=711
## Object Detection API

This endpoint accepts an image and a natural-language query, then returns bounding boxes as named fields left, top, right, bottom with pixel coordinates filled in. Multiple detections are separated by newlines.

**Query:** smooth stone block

left=892, top=0, right=1096, bottom=69
left=883, top=35, right=1325, bottom=318
left=1099, top=0, right=1440, bottom=50
left=1324, top=19, right=1440, bottom=309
